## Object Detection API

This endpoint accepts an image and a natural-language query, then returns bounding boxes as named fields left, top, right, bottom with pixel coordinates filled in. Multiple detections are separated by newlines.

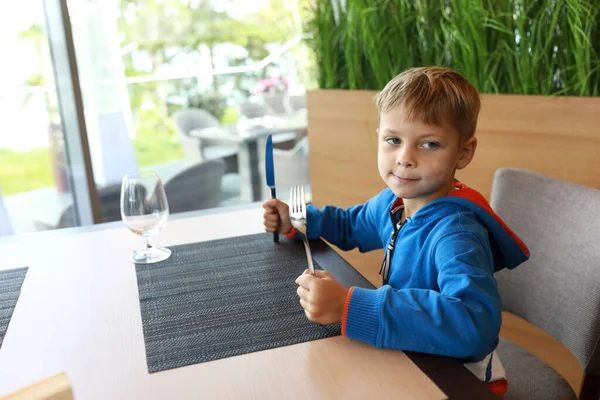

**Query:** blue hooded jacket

left=304, top=180, right=529, bottom=362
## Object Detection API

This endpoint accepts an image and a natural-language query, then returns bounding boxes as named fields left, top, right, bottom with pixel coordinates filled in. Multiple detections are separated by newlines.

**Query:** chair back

left=163, top=159, right=226, bottom=213
left=172, top=109, right=221, bottom=135
left=238, top=102, right=274, bottom=119
left=260, top=93, right=289, bottom=114
left=261, top=137, right=310, bottom=200
left=490, top=168, right=600, bottom=375
left=286, top=94, right=306, bottom=111
left=57, top=183, right=145, bottom=228
left=172, top=108, right=235, bottom=161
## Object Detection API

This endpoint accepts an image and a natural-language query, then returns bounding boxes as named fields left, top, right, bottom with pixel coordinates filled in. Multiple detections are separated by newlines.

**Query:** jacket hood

left=391, top=180, right=530, bottom=272
left=446, top=180, right=530, bottom=272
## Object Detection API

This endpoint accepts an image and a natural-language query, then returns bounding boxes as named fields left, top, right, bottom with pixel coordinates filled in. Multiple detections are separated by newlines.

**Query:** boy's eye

left=423, top=142, right=439, bottom=149
left=386, top=138, right=401, bottom=145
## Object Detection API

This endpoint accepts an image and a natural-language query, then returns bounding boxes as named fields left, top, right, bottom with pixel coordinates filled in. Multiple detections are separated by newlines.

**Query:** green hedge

left=306, top=0, right=600, bottom=96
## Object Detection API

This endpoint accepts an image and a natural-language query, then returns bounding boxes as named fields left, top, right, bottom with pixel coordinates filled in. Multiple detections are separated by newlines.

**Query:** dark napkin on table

left=0, top=267, right=28, bottom=349
left=135, top=233, right=340, bottom=373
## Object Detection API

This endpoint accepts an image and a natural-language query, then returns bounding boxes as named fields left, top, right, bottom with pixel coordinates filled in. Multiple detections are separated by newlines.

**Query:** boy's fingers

left=314, top=270, right=330, bottom=279
left=263, top=217, right=274, bottom=225
left=295, top=272, right=316, bottom=289
left=264, top=223, right=277, bottom=232
left=262, top=199, right=281, bottom=212
left=265, top=198, right=283, bottom=208
left=263, top=206, right=277, bottom=215
left=263, top=212, right=280, bottom=222
left=299, top=298, right=318, bottom=314
left=296, top=286, right=311, bottom=301
left=300, top=269, right=328, bottom=279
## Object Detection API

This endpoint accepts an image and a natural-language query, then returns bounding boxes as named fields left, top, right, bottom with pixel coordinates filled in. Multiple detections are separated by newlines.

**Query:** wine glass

left=120, top=170, right=172, bottom=264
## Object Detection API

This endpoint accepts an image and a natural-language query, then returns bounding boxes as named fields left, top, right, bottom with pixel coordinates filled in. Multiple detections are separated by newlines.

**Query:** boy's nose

left=396, top=149, right=415, bottom=168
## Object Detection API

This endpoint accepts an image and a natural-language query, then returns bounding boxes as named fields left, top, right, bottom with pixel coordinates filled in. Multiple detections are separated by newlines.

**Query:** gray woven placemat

left=135, top=233, right=341, bottom=373
left=0, top=267, right=28, bottom=349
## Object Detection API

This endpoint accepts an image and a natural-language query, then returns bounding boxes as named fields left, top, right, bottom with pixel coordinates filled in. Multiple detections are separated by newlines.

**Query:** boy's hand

left=295, top=270, right=349, bottom=325
left=262, top=199, right=293, bottom=235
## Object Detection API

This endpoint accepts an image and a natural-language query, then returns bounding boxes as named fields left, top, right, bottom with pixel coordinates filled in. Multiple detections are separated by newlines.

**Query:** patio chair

left=163, top=159, right=226, bottom=213
left=285, top=93, right=307, bottom=112
left=490, top=168, right=600, bottom=400
left=260, top=93, right=290, bottom=115
left=260, top=136, right=311, bottom=202
left=238, top=101, right=276, bottom=119
left=172, top=108, right=238, bottom=174
left=56, top=182, right=139, bottom=228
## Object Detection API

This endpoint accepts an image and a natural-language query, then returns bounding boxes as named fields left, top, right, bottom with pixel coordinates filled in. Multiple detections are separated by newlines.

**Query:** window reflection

left=0, top=0, right=314, bottom=238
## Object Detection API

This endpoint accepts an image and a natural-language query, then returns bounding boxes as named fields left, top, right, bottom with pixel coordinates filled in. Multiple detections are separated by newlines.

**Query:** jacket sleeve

left=342, top=231, right=502, bottom=361
left=304, top=192, right=386, bottom=252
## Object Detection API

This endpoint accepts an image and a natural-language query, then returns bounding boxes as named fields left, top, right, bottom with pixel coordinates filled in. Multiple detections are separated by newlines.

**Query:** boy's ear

left=456, top=137, right=477, bottom=170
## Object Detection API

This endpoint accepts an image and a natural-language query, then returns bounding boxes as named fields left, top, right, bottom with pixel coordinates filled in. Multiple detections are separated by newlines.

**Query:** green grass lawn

left=0, top=149, right=54, bottom=196
left=0, top=135, right=183, bottom=196
left=131, top=133, right=183, bottom=167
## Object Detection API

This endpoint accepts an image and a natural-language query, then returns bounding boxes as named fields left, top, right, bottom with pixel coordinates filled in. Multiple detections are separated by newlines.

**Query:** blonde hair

left=374, top=67, right=481, bottom=140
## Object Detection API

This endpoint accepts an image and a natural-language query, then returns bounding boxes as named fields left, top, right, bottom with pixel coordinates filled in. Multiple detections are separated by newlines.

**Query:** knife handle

left=270, top=189, right=279, bottom=242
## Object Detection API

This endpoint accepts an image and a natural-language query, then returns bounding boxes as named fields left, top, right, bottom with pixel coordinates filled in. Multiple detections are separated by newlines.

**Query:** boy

left=262, top=67, right=529, bottom=396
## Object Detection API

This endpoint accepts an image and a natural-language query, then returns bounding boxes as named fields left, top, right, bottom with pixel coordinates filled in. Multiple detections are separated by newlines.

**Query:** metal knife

left=265, top=134, right=279, bottom=242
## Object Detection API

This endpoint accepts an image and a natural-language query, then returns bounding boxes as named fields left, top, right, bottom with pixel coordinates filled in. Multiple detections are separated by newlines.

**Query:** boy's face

left=377, top=106, right=476, bottom=214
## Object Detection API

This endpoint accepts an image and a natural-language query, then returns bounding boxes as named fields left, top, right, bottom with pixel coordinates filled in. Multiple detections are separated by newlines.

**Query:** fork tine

left=293, top=185, right=299, bottom=215
left=292, top=185, right=297, bottom=215
left=300, top=184, right=306, bottom=216
left=294, top=185, right=298, bottom=214
left=296, top=184, right=300, bottom=215
left=290, top=185, right=298, bottom=215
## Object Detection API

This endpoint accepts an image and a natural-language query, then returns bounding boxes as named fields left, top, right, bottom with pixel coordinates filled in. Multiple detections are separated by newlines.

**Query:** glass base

left=131, top=247, right=172, bottom=264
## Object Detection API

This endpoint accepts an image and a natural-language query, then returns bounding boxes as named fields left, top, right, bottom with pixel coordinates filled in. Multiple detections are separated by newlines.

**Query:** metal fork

left=289, top=184, right=315, bottom=275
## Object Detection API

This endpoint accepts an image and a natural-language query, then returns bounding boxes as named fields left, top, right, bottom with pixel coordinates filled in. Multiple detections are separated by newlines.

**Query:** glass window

left=0, top=0, right=95, bottom=237
left=68, top=0, right=313, bottom=216
left=0, top=0, right=316, bottom=239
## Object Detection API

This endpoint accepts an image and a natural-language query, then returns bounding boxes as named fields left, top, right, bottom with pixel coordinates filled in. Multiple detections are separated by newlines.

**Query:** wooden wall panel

left=307, top=90, right=383, bottom=211
left=307, top=89, right=600, bottom=282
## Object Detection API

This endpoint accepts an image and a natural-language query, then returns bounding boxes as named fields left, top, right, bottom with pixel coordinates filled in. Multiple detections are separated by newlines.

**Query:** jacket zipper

left=379, top=205, right=406, bottom=283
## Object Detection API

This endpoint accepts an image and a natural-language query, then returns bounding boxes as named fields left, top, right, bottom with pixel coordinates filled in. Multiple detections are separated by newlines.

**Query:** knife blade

left=265, top=134, right=279, bottom=242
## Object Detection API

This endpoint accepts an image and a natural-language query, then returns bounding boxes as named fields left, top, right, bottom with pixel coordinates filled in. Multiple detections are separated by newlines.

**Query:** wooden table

left=0, top=205, right=498, bottom=399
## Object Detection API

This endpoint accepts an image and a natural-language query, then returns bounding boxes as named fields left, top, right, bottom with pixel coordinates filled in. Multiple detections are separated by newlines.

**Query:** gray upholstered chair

left=163, top=159, right=226, bottom=214
left=285, top=93, right=307, bottom=112
left=238, top=101, right=275, bottom=119
left=259, top=136, right=310, bottom=202
left=260, top=93, right=290, bottom=114
left=57, top=182, right=140, bottom=228
left=172, top=108, right=238, bottom=174
left=490, top=168, right=600, bottom=400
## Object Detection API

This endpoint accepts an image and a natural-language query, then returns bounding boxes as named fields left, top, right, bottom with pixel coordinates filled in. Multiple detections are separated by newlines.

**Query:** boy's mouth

left=391, top=174, right=420, bottom=183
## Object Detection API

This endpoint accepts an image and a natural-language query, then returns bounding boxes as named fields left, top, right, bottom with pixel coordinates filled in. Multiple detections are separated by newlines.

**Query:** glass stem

left=145, top=236, right=153, bottom=250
